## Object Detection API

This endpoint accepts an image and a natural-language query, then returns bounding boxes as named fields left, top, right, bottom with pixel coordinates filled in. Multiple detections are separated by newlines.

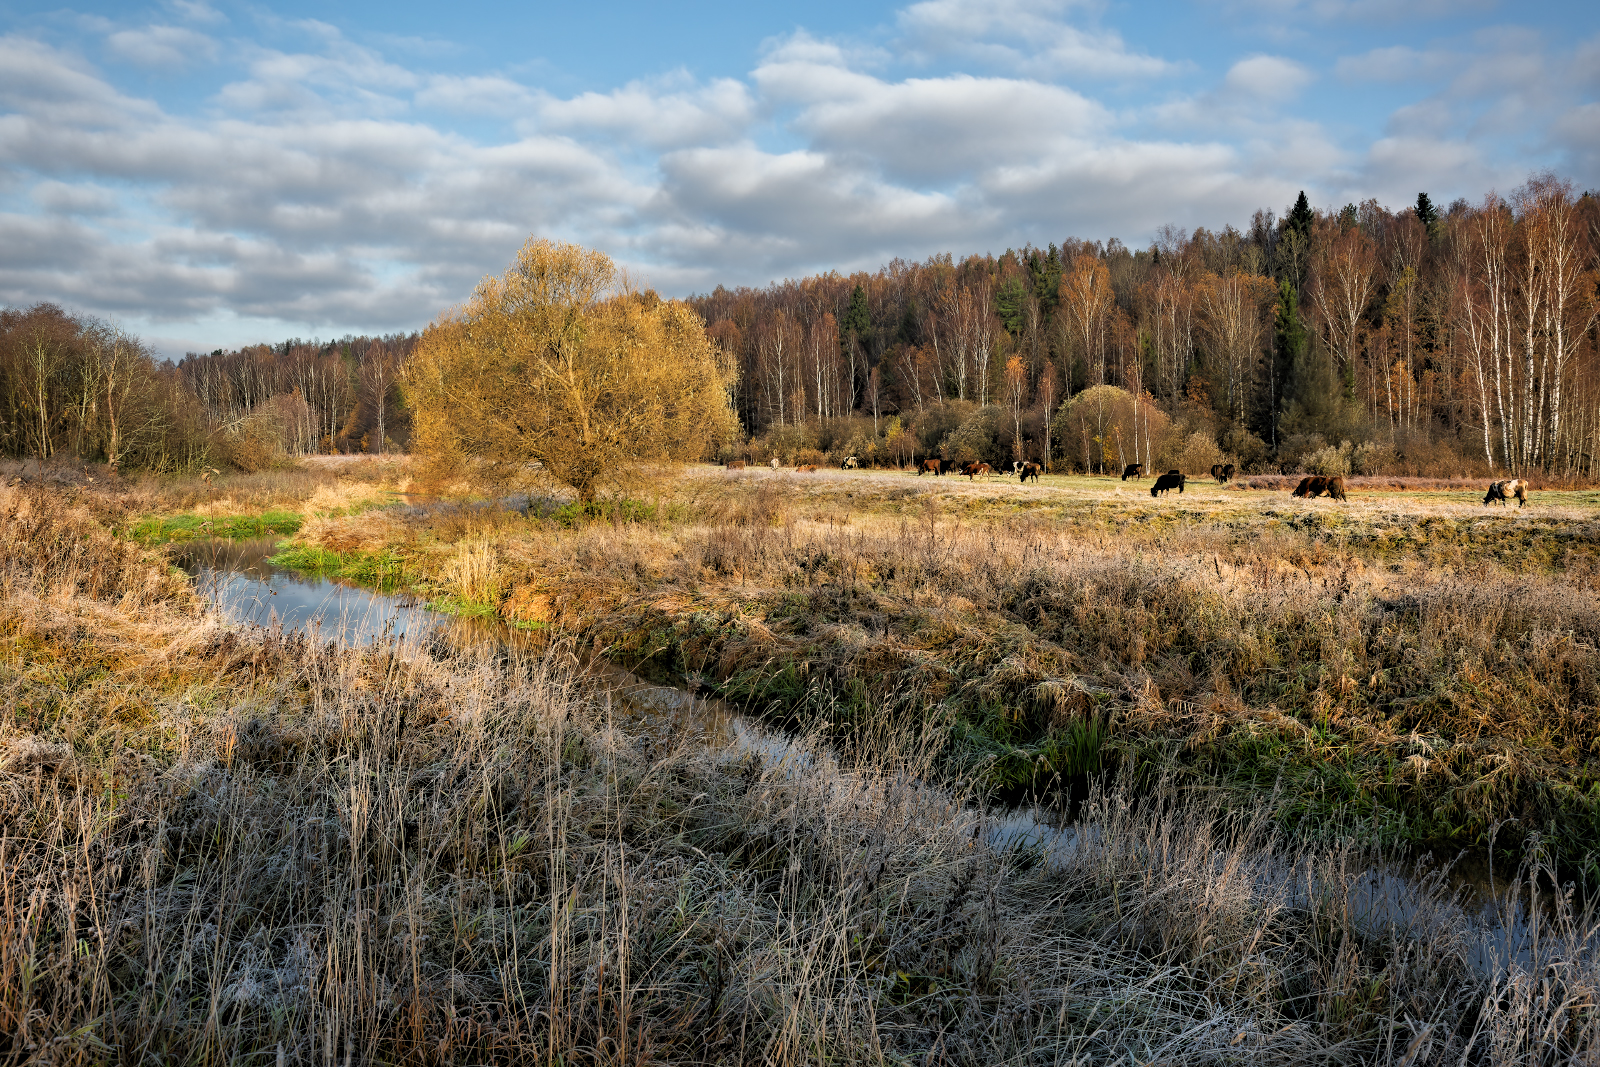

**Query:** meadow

left=4, top=459, right=1600, bottom=1062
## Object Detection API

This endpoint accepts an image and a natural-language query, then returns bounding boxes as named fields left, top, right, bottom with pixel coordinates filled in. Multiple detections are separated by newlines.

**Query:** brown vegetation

left=406, top=239, right=738, bottom=502
left=8, top=475, right=1600, bottom=1061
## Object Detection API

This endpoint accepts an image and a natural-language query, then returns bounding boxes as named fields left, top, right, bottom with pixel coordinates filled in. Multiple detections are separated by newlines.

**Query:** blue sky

left=2, top=0, right=1596, bottom=355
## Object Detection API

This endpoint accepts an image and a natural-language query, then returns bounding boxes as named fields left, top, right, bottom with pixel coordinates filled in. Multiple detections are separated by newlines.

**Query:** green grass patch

left=548, top=498, right=660, bottom=526
left=425, top=595, right=500, bottom=620
left=129, top=510, right=303, bottom=545
left=268, top=543, right=412, bottom=590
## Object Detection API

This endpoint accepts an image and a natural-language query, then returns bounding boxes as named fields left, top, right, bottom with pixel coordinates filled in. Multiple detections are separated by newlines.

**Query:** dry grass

left=6, top=481, right=1600, bottom=1063
left=273, top=468, right=1600, bottom=868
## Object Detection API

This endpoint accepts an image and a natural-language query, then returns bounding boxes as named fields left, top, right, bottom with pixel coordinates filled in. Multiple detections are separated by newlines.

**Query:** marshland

left=6, top=454, right=1600, bottom=1064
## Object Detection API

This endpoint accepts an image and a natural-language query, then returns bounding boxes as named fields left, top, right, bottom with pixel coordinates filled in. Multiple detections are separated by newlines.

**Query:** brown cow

left=1121, top=463, right=1143, bottom=481
left=1150, top=472, right=1185, bottom=497
left=919, top=458, right=942, bottom=476
left=1292, top=475, right=1326, bottom=498
left=962, top=462, right=992, bottom=480
left=796, top=464, right=818, bottom=473
left=726, top=459, right=747, bottom=470
left=1019, top=462, right=1042, bottom=483
left=1484, top=478, right=1527, bottom=507
left=1211, top=463, right=1235, bottom=483
left=1293, top=475, right=1346, bottom=501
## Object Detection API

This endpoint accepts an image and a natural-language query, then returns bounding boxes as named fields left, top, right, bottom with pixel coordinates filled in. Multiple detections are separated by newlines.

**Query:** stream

left=179, top=536, right=1575, bottom=979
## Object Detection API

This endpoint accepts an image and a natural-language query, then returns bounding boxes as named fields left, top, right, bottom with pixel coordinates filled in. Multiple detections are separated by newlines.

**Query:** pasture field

left=6, top=461, right=1600, bottom=1060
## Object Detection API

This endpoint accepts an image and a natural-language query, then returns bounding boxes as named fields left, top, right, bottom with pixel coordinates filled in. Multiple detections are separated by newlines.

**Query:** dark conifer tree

left=1286, top=190, right=1314, bottom=240
left=1415, top=192, right=1439, bottom=238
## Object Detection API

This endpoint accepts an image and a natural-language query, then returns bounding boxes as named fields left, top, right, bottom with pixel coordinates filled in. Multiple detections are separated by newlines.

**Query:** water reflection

left=180, top=538, right=445, bottom=646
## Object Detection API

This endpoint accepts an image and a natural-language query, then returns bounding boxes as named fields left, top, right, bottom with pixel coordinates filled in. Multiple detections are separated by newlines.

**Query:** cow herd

left=722, top=457, right=1537, bottom=507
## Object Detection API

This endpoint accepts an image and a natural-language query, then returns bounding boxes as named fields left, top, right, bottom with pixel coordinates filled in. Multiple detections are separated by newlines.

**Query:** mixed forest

left=2, top=175, right=1598, bottom=480
left=694, top=177, right=1600, bottom=479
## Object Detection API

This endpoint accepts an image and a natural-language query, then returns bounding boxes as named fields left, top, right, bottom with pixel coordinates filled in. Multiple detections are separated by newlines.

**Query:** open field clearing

left=6, top=473, right=1600, bottom=1062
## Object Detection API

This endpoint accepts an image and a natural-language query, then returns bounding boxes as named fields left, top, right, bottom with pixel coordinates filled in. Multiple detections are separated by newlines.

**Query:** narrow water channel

left=178, top=536, right=1570, bottom=978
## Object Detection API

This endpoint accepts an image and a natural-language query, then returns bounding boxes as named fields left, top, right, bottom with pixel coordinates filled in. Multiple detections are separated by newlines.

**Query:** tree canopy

left=405, top=238, right=737, bottom=500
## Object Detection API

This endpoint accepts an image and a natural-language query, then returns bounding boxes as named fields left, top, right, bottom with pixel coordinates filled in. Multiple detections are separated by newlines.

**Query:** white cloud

left=31, top=180, right=119, bottom=216
left=1222, top=55, right=1313, bottom=99
left=1, top=6, right=1593, bottom=350
left=535, top=75, right=758, bottom=150
left=896, top=0, right=1176, bottom=79
left=1335, top=45, right=1451, bottom=83
left=106, top=25, right=217, bottom=69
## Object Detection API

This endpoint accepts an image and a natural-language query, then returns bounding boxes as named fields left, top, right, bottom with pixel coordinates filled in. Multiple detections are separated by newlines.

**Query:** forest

left=2, top=174, right=1596, bottom=478
left=694, top=175, right=1600, bottom=477
left=0, top=303, right=414, bottom=472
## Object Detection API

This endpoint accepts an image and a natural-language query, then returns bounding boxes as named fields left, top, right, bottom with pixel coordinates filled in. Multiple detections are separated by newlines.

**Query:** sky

left=1, top=0, right=1597, bottom=356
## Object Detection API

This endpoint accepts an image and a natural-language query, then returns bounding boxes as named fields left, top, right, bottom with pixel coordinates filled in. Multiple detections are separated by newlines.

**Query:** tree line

left=4, top=175, right=1595, bottom=481
left=0, top=302, right=415, bottom=472
left=690, top=176, right=1600, bottom=476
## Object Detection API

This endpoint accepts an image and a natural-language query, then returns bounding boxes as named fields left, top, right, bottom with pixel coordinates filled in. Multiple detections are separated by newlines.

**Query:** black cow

left=1151, top=472, right=1185, bottom=497
left=940, top=458, right=961, bottom=474
left=1121, top=463, right=1143, bottom=481
left=1019, top=462, right=1042, bottom=483
left=1211, top=463, right=1236, bottom=484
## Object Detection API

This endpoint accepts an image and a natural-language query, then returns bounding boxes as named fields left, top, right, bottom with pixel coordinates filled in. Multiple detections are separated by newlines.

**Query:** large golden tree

left=406, top=239, right=737, bottom=500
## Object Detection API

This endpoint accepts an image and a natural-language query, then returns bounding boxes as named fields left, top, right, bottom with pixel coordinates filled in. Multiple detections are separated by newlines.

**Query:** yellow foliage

left=405, top=238, right=738, bottom=500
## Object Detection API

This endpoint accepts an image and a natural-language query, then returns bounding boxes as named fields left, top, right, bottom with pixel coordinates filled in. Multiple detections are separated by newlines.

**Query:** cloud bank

left=0, top=3, right=1595, bottom=351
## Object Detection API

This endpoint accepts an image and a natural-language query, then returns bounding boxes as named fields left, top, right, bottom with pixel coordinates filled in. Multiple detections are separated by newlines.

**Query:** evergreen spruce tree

left=1286, top=190, right=1314, bottom=241
left=841, top=284, right=870, bottom=344
left=1415, top=192, right=1439, bottom=239
left=1276, top=277, right=1344, bottom=443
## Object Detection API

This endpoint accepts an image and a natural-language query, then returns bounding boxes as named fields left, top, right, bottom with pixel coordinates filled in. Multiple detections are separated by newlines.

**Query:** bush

left=1220, top=422, right=1271, bottom=473
left=940, top=405, right=1001, bottom=465
left=1158, top=431, right=1225, bottom=476
left=1351, top=440, right=1398, bottom=475
left=1304, top=440, right=1354, bottom=476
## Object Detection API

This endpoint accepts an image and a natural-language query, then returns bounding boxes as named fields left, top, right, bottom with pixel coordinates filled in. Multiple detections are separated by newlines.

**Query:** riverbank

left=5, top=477, right=1600, bottom=1061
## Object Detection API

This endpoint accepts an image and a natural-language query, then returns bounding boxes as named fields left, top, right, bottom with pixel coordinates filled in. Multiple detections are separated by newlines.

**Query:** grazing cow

left=1150, top=472, right=1185, bottom=497
left=962, top=462, right=992, bottom=480
left=1121, top=464, right=1143, bottom=481
left=726, top=460, right=747, bottom=470
left=1211, top=463, right=1236, bottom=484
left=796, top=464, right=818, bottom=473
left=1019, top=462, right=1042, bottom=483
left=1292, top=475, right=1347, bottom=501
left=919, top=458, right=942, bottom=476
left=770, top=457, right=780, bottom=469
left=842, top=456, right=860, bottom=469
left=940, top=458, right=961, bottom=474
left=1292, top=476, right=1326, bottom=498
left=1484, top=478, right=1528, bottom=507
